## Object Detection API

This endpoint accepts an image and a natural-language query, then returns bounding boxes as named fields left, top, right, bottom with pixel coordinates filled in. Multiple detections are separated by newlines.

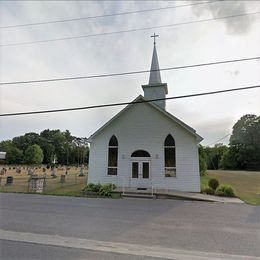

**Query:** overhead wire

left=205, top=133, right=231, bottom=146
left=0, top=1, right=220, bottom=29
left=0, top=85, right=259, bottom=117
left=1, top=11, right=260, bottom=47
left=1, top=56, right=259, bottom=86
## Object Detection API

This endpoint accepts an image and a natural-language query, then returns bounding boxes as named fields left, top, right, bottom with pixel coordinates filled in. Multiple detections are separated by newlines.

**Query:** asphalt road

left=0, top=193, right=259, bottom=259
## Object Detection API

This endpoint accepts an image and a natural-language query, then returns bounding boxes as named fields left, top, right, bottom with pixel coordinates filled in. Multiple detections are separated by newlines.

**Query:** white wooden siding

left=88, top=102, right=200, bottom=192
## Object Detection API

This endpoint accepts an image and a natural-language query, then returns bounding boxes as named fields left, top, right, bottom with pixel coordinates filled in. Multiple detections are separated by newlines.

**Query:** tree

left=219, top=147, right=238, bottom=169
left=199, top=145, right=207, bottom=176
left=0, top=140, right=23, bottom=164
left=12, top=132, right=41, bottom=151
left=204, top=144, right=228, bottom=169
left=24, top=144, right=44, bottom=164
left=221, top=114, right=260, bottom=170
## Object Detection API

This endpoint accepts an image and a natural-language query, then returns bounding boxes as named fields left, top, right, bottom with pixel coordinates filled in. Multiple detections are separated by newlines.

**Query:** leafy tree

left=199, top=145, right=207, bottom=176
left=40, top=142, right=55, bottom=164
left=222, top=114, right=260, bottom=170
left=24, top=144, right=44, bottom=164
left=12, top=133, right=41, bottom=151
left=0, top=140, right=23, bottom=164
left=204, top=144, right=228, bottom=169
left=219, top=147, right=238, bottom=169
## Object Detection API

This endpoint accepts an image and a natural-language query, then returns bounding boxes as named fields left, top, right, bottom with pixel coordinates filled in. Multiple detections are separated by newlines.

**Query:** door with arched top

left=130, top=150, right=151, bottom=188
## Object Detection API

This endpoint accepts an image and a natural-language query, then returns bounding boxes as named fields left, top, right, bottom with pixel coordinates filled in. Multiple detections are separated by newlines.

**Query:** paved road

left=0, top=193, right=259, bottom=259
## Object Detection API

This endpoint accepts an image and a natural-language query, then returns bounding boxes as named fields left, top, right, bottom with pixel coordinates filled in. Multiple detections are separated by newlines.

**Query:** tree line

left=1, top=114, right=259, bottom=170
left=0, top=129, right=89, bottom=165
left=199, top=114, right=260, bottom=174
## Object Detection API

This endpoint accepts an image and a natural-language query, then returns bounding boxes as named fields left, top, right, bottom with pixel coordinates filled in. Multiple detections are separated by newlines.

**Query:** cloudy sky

left=0, top=0, right=260, bottom=146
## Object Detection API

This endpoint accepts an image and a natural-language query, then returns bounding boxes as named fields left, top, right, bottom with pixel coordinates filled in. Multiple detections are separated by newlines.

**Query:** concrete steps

left=122, top=192, right=155, bottom=199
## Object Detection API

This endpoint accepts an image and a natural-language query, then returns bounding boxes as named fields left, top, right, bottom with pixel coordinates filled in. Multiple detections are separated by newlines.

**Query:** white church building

left=87, top=37, right=203, bottom=192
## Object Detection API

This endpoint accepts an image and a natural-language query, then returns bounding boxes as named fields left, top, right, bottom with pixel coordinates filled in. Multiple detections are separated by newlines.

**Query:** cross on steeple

left=151, top=33, right=159, bottom=45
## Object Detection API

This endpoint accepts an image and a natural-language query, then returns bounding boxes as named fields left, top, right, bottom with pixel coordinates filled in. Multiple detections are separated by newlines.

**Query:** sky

left=0, top=0, right=260, bottom=146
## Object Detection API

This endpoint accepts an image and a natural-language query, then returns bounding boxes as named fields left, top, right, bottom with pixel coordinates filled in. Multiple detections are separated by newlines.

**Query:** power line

left=205, top=133, right=231, bottom=146
left=1, top=11, right=259, bottom=47
left=0, top=1, right=220, bottom=29
left=1, top=56, right=259, bottom=86
left=1, top=85, right=259, bottom=117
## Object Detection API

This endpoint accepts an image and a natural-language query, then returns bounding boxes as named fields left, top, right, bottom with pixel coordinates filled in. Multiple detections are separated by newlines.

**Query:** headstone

left=6, top=176, right=13, bottom=185
left=60, top=175, right=65, bottom=183
left=51, top=167, right=56, bottom=178
left=27, top=167, right=33, bottom=175
left=79, top=166, right=85, bottom=177
left=29, top=177, right=45, bottom=193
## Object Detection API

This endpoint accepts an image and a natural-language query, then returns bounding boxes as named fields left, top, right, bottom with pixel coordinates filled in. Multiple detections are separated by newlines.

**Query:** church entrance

left=130, top=150, right=151, bottom=188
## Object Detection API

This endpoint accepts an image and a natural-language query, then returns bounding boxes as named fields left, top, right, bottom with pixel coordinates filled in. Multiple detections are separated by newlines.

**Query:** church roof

left=87, top=95, right=203, bottom=143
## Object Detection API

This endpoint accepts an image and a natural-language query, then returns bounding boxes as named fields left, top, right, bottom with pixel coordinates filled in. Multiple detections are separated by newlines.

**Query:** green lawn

left=201, top=170, right=260, bottom=206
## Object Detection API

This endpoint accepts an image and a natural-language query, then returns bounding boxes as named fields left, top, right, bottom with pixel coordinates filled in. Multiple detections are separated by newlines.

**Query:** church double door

left=131, top=160, right=151, bottom=188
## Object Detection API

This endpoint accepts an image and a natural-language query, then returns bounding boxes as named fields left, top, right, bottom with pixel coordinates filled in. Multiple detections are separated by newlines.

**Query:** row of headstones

left=0, top=166, right=84, bottom=175
left=0, top=165, right=85, bottom=175
left=0, top=174, right=68, bottom=186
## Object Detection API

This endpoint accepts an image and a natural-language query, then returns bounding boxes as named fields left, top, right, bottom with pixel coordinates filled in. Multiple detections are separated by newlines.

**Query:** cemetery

left=0, top=165, right=87, bottom=194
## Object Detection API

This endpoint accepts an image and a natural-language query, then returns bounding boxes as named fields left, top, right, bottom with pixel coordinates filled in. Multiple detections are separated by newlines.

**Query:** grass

left=0, top=166, right=87, bottom=195
left=201, top=170, right=260, bottom=206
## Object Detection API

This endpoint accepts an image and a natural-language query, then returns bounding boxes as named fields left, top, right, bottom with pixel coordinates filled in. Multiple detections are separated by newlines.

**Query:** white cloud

left=0, top=0, right=260, bottom=144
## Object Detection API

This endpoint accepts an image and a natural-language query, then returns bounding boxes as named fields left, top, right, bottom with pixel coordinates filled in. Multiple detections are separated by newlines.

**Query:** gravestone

left=51, top=167, right=56, bottom=178
left=27, top=167, right=33, bottom=176
left=6, top=176, right=13, bottom=185
left=29, top=177, right=45, bottom=193
left=79, top=166, right=85, bottom=177
left=60, top=175, right=65, bottom=183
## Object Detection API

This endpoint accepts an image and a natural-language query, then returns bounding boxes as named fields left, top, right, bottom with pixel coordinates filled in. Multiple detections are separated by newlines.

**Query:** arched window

left=164, top=134, right=176, bottom=177
left=131, top=150, right=150, bottom=157
left=108, top=135, right=118, bottom=175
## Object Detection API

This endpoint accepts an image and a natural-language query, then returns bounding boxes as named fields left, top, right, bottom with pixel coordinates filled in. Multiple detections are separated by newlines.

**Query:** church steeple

left=142, top=33, right=168, bottom=110
left=149, top=33, right=162, bottom=85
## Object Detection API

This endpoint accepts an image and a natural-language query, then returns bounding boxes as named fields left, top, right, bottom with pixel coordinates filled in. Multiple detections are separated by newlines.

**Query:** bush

left=82, top=183, right=100, bottom=193
left=82, top=183, right=116, bottom=197
left=202, top=187, right=215, bottom=195
left=208, top=178, right=219, bottom=191
left=216, top=185, right=235, bottom=197
left=98, top=184, right=116, bottom=197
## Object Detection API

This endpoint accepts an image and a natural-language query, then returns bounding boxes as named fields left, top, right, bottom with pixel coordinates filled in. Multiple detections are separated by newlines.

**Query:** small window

left=131, top=150, right=150, bottom=157
left=109, top=135, right=118, bottom=146
left=164, top=135, right=176, bottom=177
left=108, top=135, right=118, bottom=175
left=164, top=135, right=175, bottom=146
left=142, top=162, right=149, bottom=179
left=132, top=162, right=138, bottom=178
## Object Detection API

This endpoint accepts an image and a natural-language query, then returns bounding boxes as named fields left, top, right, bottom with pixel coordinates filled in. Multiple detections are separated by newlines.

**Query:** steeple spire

left=142, top=33, right=168, bottom=110
left=149, top=33, right=162, bottom=85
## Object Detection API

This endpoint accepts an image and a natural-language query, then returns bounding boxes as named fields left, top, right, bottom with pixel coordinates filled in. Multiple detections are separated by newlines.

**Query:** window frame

left=164, top=135, right=176, bottom=178
left=107, top=135, right=118, bottom=176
